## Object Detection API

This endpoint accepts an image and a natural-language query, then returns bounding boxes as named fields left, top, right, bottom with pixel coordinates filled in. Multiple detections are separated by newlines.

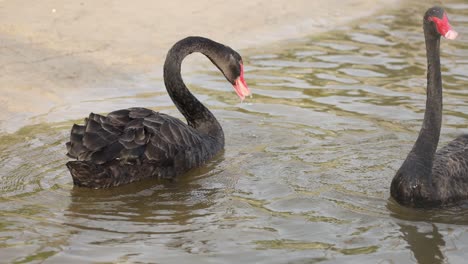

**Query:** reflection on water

left=2, top=1, right=468, bottom=263
left=398, top=223, right=445, bottom=264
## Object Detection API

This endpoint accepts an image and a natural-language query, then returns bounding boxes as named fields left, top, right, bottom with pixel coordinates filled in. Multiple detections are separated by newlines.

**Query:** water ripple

left=3, top=1, right=468, bottom=263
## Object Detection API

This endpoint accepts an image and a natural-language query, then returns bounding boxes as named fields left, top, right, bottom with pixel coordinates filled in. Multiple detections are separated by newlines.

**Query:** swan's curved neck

left=163, top=37, right=224, bottom=143
left=410, top=32, right=442, bottom=164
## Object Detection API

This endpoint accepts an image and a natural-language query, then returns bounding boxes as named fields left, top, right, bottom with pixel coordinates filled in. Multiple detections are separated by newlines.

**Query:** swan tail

left=66, top=160, right=169, bottom=188
left=66, top=161, right=118, bottom=188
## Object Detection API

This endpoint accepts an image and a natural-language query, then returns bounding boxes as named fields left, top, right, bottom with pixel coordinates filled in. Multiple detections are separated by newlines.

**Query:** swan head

left=424, top=6, right=458, bottom=40
left=218, top=49, right=251, bottom=101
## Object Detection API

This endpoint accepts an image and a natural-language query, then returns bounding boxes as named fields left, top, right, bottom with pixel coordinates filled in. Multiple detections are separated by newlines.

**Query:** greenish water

left=2, top=1, right=468, bottom=263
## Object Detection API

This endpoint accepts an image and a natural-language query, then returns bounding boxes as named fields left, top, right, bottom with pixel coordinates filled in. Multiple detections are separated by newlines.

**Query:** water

left=2, top=1, right=468, bottom=263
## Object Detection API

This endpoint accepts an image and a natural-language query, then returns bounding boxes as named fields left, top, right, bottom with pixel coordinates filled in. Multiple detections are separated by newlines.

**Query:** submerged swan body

left=66, top=37, right=250, bottom=188
left=391, top=7, right=468, bottom=208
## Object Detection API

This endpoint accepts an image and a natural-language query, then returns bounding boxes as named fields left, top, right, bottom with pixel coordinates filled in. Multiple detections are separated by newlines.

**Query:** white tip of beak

left=445, top=30, right=458, bottom=40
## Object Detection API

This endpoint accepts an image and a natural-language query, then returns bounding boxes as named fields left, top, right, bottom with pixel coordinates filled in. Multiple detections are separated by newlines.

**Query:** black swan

left=66, top=36, right=250, bottom=188
left=391, top=7, right=463, bottom=207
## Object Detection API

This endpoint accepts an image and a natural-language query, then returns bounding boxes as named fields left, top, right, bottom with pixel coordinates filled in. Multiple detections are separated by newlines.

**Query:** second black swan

left=66, top=36, right=251, bottom=188
left=391, top=7, right=466, bottom=208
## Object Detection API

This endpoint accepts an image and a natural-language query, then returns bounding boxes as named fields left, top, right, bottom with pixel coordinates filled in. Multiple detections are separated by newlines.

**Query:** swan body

left=391, top=7, right=468, bottom=207
left=66, top=37, right=250, bottom=188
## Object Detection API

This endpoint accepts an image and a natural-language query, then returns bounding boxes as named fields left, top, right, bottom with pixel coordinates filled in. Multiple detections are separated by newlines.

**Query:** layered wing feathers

left=67, top=108, right=209, bottom=167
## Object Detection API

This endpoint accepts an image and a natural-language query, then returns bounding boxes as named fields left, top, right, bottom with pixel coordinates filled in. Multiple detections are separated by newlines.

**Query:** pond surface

left=2, top=1, right=468, bottom=263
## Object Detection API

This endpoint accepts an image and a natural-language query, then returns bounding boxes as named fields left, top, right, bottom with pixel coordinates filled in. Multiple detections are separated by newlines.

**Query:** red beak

left=233, top=63, right=251, bottom=101
left=431, top=13, right=458, bottom=40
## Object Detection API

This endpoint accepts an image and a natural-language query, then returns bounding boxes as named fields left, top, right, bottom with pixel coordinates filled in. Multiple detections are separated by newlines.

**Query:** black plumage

left=66, top=37, right=250, bottom=188
left=391, top=7, right=468, bottom=207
